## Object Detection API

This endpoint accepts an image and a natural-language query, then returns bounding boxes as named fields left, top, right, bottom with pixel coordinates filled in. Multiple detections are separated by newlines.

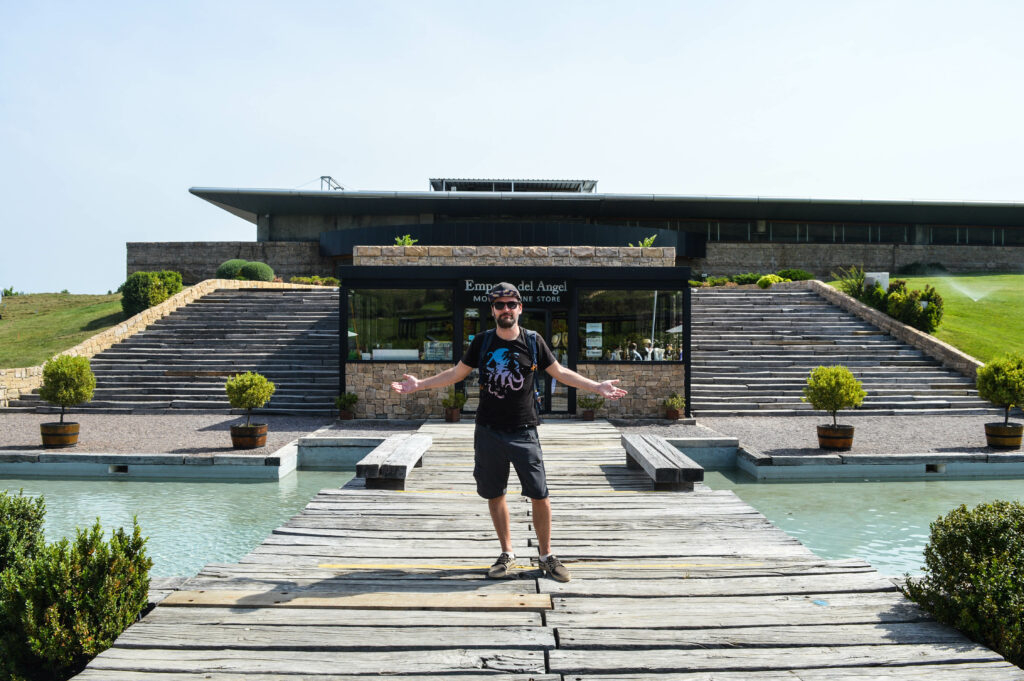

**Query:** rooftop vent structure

left=429, top=178, right=597, bottom=193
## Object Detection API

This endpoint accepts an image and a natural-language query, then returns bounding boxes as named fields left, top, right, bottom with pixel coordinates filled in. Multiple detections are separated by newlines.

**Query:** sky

left=2, top=1, right=1023, bottom=294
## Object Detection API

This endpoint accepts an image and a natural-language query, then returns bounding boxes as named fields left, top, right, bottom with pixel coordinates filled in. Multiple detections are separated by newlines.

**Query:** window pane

left=348, top=289, right=453, bottom=360
left=929, top=226, right=958, bottom=245
left=577, top=289, right=685, bottom=362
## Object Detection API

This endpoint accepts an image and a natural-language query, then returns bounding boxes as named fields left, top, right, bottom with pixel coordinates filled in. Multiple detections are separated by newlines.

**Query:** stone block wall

left=577, top=363, right=686, bottom=418
left=690, top=242, right=1024, bottom=278
left=127, top=242, right=332, bottom=285
left=0, top=280, right=325, bottom=407
left=345, top=363, right=452, bottom=418
left=353, top=245, right=676, bottom=267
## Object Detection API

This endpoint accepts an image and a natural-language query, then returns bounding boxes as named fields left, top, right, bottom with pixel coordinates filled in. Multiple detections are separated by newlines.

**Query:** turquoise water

left=704, top=470, right=1024, bottom=576
left=1, top=471, right=354, bottom=577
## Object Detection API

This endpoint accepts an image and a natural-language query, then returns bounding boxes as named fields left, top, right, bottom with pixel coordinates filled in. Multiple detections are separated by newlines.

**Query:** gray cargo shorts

left=473, top=424, right=549, bottom=500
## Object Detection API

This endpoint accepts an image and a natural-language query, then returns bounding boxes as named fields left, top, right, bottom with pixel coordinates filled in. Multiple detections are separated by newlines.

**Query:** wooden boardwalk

left=76, top=421, right=1023, bottom=679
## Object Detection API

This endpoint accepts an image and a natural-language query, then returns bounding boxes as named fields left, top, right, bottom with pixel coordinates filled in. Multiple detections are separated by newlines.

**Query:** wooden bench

left=355, top=434, right=432, bottom=490
left=621, top=434, right=704, bottom=491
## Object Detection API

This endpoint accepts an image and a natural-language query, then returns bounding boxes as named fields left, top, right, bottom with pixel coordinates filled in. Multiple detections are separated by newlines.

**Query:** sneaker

left=539, top=554, right=571, bottom=582
left=487, top=552, right=515, bottom=579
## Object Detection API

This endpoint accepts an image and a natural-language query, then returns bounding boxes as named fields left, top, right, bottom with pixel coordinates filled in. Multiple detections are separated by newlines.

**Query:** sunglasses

left=491, top=300, right=520, bottom=311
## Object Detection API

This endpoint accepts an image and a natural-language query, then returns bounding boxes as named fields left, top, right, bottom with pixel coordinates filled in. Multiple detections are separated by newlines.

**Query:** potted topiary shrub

left=335, top=392, right=358, bottom=420
left=975, top=353, right=1024, bottom=449
left=802, top=365, right=866, bottom=450
left=38, top=355, right=96, bottom=448
left=664, top=393, right=686, bottom=420
left=577, top=394, right=605, bottom=421
left=225, top=371, right=276, bottom=449
left=441, top=388, right=467, bottom=422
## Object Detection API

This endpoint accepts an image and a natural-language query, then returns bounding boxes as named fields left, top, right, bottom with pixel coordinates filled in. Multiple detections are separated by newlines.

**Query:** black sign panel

left=460, top=278, right=569, bottom=307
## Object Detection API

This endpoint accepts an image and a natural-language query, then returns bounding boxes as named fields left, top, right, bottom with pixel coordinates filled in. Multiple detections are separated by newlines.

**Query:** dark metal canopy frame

left=336, top=265, right=692, bottom=417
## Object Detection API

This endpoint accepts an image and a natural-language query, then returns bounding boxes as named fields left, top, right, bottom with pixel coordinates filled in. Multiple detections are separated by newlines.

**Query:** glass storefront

left=338, top=266, right=692, bottom=415
left=347, top=289, right=453, bottom=361
left=577, top=289, right=685, bottom=363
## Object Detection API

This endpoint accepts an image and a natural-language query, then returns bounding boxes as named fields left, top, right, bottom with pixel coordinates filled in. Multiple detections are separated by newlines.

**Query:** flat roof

left=190, top=187, right=1024, bottom=227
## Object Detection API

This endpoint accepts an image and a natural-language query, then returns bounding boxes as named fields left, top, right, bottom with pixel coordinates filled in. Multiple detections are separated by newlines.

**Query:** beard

left=496, top=314, right=516, bottom=329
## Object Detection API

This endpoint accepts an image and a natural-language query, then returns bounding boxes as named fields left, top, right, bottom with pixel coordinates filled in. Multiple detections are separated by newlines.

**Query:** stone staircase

left=690, top=288, right=997, bottom=417
left=9, top=289, right=339, bottom=415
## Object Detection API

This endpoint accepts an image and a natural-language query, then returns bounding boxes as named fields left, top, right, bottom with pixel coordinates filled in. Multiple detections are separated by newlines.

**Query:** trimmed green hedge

left=239, top=261, right=274, bottom=282
left=903, top=500, right=1024, bottom=667
left=120, top=270, right=182, bottom=318
left=215, top=259, right=248, bottom=279
left=0, top=504, right=151, bottom=681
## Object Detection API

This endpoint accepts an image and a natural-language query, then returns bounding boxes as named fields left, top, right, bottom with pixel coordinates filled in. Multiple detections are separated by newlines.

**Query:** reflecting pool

left=1, top=470, right=355, bottom=577
left=704, top=471, right=1024, bottom=576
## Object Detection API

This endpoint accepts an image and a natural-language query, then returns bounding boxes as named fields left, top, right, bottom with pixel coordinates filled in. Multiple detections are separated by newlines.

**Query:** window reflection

left=577, top=289, right=684, bottom=362
left=348, top=289, right=453, bottom=361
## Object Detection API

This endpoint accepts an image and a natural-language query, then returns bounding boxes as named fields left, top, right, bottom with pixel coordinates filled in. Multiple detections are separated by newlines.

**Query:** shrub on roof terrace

left=730, top=272, right=762, bottom=285
left=903, top=500, right=1024, bottom=667
left=776, top=268, right=814, bottom=281
left=215, top=259, right=248, bottom=279
left=238, top=261, right=275, bottom=282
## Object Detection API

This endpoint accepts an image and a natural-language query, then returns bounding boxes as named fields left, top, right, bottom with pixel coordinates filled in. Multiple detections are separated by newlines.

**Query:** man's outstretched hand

left=596, top=379, right=627, bottom=400
left=391, top=374, right=420, bottom=394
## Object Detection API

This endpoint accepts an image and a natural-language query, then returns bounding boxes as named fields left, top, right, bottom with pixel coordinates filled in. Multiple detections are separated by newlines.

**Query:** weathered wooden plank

left=559, top=665, right=1024, bottom=680
left=88, top=648, right=546, bottom=675
left=352, top=434, right=409, bottom=478
left=140, top=605, right=543, bottom=627
left=116, top=623, right=555, bottom=651
left=378, top=433, right=432, bottom=479
left=76, top=673, right=561, bottom=681
left=160, top=590, right=552, bottom=611
left=546, top=593, right=929, bottom=627
left=177, top=577, right=530, bottom=593
left=548, top=644, right=1006, bottom=674
left=557, top=621, right=969, bottom=648
left=539, top=573, right=898, bottom=597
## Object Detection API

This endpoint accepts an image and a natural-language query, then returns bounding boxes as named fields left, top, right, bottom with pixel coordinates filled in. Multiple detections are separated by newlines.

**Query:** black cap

left=487, top=282, right=521, bottom=302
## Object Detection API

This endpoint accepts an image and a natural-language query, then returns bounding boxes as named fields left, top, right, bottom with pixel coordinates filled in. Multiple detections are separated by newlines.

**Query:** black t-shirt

left=462, top=327, right=556, bottom=427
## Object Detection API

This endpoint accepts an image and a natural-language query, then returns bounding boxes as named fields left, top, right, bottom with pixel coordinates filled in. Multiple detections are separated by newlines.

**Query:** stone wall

left=345, top=363, right=451, bottom=418
left=127, top=242, right=332, bottom=285
left=577, top=363, right=686, bottom=418
left=689, top=242, right=1024, bottom=278
left=353, top=245, right=676, bottom=267
left=0, top=280, right=325, bottom=407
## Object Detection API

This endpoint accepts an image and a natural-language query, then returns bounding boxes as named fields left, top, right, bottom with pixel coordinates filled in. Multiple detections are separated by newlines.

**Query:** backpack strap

left=477, top=329, right=496, bottom=380
left=524, top=329, right=538, bottom=372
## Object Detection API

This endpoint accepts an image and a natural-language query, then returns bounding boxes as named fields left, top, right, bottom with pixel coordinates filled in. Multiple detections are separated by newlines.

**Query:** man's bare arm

left=545, top=362, right=627, bottom=400
left=391, top=362, right=474, bottom=394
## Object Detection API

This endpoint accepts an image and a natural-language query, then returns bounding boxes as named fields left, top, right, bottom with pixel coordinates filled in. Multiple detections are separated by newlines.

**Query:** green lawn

left=0, top=293, right=124, bottom=367
left=889, top=274, right=1024, bottom=363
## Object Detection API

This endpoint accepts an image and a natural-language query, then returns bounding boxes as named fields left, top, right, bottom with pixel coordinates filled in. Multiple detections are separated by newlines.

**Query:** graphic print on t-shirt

left=482, top=347, right=527, bottom=398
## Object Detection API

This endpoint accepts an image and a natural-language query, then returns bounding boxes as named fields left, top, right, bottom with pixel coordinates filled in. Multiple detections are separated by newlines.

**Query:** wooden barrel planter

left=230, top=424, right=268, bottom=449
left=444, top=407, right=461, bottom=423
left=817, top=424, right=854, bottom=450
left=985, top=423, right=1023, bottom=450
left=338, top=409, right=354, bottom=421
left=40, top=422, right=79, bottom=448
left=581, top=410, right=595, bottom=421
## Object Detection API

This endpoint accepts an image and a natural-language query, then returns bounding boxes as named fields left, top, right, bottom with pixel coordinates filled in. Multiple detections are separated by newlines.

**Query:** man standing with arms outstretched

left=391, top=282, right=627, bottom=582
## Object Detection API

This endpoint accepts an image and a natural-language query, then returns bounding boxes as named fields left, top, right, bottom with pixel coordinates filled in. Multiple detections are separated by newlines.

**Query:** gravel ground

left=616, top=414, right=1020, bottom=456
left=0, top=413, right=418, bottom=455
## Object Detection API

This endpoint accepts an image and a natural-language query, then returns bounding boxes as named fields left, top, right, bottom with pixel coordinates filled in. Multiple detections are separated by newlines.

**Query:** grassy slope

left=897, top=274, right=1024, bottom=363
left=0, top=293, right=123, bottom=367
